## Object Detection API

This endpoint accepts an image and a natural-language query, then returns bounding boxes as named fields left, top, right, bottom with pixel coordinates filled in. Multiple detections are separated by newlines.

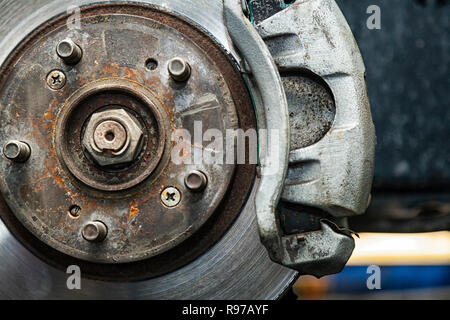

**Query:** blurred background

left=250, top=0, right=450, bottom=299
left=293, top=232, right=450, bottom=299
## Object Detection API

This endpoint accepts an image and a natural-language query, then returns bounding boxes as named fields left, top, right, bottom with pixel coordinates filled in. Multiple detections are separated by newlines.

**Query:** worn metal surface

left=224, top=0, right=291, bottom=270
left=0, top=183, right=297, bottom=299
left=230, top=0, right=375, bottom=276
left=225, top=0, right=359, bottom=278
left=167, top=58, right=191, bottom=82
left=0, top=4, right=241, bottom=265
left=0, top=0, right=376, bottom=297
left=252, top=0, right=449, bottom=234
left=46, top=69, right=67, bottom=90
left=0, top=0, right=298, bottom=299
left=0, top=0, right=240, bottom=65
left=257, top=0, right=376, bottom=218
left=282, top=72, right=336, bottom=149
left=56, top=38, right=83, bottom=65
left=56, top=78, right=168, bottom=191
left=160, top=186, right=181, bottom=208
left=3, top=140, right=31, bottom=163
left=82, top=220, right=108, bottom=242
left=184, top=170, right=208, bottom=192
left=281, top=221, right=354, bottom=277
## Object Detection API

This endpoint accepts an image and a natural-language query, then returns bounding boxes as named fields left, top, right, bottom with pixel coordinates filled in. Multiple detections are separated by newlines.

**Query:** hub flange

left=0, top=4, right=256, bottom=273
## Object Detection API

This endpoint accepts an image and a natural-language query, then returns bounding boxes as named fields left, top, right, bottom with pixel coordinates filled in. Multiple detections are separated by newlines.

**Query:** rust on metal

left=0, top=2, right=256, bottom=280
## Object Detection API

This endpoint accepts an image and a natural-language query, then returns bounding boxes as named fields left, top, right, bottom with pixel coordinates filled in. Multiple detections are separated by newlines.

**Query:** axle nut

left=82, top=109, right=144, bottom=167
left=93, top=120, right=128, bottom=152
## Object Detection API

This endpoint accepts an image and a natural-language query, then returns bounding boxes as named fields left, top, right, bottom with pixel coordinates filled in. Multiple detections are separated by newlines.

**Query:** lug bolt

left=46, top=70, right=66, bottom=90
left=184, top=170, right=207, bottom=192
left=161, top=187, right=181, bottom=207
left=3, top=140, right=31, bottom=162
left=56, top=38, right=83, bottom=64
left=82, top=221, right=108, bottom=243
left=168, top=58, right=191, bottom=82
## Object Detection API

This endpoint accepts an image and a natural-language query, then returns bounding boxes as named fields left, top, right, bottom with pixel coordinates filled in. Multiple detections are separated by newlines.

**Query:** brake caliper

left=225, top=0, right=376, bottom=277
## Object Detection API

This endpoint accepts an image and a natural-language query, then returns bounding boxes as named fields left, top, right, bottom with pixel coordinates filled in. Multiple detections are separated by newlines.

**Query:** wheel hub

left=0, top=3, right=256, bottom=272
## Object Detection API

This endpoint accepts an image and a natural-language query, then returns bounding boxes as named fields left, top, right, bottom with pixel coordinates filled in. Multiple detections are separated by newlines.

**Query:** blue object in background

left=330, top=265, right=450, bottom=293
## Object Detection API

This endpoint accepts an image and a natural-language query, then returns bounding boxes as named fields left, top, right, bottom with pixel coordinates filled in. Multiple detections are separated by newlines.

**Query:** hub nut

left=82, top=109, right=144, bottom=167
left=94, top=120, right=127, bottom=152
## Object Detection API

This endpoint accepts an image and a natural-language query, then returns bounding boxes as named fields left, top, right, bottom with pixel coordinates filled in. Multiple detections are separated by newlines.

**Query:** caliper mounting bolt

left=56, top=38, right=83, bottom=65
left=3, top=140, right=31, bottom=162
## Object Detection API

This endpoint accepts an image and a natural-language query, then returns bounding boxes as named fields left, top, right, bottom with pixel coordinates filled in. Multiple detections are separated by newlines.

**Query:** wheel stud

left=56, top=38, right=83, bottom=64
left=3, top=140, right=31, bottom=162
left=168, top=58, right=191, bottom=82
left=184, top=170, right=207, bottom=192
left=82, top=221, right=108, bottom=243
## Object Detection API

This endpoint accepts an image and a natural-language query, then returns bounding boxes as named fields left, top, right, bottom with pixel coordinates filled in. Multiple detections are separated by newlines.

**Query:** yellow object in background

left=348, top=231, right=450, bottom=266
left=293, top=231, right=450, bottom=299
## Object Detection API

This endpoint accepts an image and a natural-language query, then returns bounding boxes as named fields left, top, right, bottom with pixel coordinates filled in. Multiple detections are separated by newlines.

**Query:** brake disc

left=0, top=0, right=375, bottom=299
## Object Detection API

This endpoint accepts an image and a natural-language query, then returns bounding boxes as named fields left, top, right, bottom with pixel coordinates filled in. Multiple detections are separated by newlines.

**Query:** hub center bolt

left=82, top=109, right=144, bottom=167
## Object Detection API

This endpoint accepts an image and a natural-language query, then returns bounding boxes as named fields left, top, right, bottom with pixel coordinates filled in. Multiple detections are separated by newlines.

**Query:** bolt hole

left=69, top=205, right=81, bottom=218
left=145, top=58, right=158, bottom=71
left=105, top=131, right=115, bottom=142
left=284, top=0, right=296, bottom=4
